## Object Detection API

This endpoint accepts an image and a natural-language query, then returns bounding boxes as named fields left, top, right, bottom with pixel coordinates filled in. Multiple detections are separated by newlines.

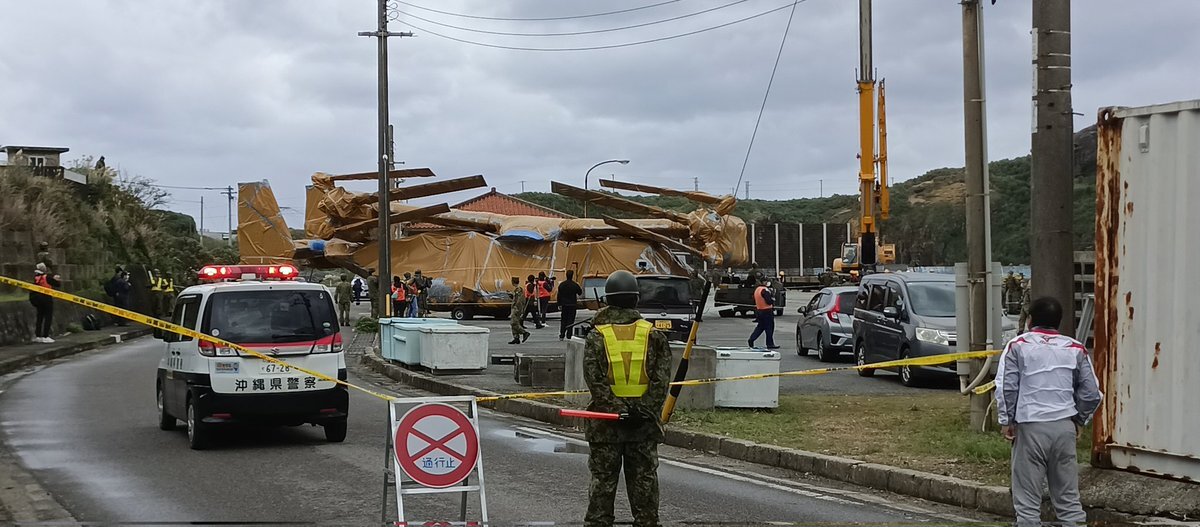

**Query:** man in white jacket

left=995, top=296, right=1102, bottom=525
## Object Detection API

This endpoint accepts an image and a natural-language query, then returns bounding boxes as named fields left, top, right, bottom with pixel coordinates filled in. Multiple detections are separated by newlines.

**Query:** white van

left=155, top=264, right=348, bottom=449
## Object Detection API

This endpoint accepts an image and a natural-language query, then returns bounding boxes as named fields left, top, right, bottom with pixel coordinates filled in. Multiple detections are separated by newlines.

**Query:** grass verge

left=672, top=393, right=1092, bottom=486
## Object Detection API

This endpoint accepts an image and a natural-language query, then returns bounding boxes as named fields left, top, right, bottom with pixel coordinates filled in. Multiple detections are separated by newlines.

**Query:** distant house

left=407, top=187, right=573, bottom=231
left=0, top=145, right=87, bottom=184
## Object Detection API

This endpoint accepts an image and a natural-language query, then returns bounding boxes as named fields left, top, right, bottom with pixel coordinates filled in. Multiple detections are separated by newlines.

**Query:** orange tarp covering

left=237, top=181, right=294, bottom=265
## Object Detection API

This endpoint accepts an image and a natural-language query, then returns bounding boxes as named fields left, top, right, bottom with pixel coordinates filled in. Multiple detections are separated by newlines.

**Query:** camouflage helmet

left=604, top=270, right=639, bottom=307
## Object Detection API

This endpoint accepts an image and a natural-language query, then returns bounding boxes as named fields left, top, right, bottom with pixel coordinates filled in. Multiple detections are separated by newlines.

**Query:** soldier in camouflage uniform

left=508, top=277, right=530, bottom=344
left=583, top=270, right=672, bottom=527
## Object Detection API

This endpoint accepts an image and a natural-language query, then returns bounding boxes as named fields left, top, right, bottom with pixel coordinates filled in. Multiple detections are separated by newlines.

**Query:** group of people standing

left=1003, top=271, right=1033, bottom=330
left=390, top=270, right=431, bottom=319
left=509, top=270, right=582, bottom=344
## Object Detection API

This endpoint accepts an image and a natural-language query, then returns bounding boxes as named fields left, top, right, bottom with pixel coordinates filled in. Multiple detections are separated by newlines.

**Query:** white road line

left=509, top=425, right=939, bottom=511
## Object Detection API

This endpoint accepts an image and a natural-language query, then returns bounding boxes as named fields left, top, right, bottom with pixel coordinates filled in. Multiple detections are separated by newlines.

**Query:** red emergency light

left=198, top=264, right=297, bottom=282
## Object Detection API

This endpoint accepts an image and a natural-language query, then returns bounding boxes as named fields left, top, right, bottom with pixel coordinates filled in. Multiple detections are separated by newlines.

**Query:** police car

left=154, top=264, right=348, bottom=450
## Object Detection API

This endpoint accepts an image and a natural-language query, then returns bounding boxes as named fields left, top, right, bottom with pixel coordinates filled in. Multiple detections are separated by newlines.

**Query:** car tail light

left=198, top=339, right=216, bottom=356
left=314, top=333, right=343, bottom=353
left=827, top=301, right=841, bottom=322
left=332, top=332, right=343, bottom=352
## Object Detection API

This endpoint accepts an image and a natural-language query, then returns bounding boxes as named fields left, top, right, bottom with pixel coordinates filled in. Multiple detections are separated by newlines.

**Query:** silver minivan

left=851, top=272, right=1015, bottom=387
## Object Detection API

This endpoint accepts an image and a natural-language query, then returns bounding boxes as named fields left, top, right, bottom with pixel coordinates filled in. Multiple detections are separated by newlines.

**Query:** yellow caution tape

left=0, top=275, right=398, bottom=402
left=477, top=390, right=589, bottom=403
left=669, top=350, right=1001, bottom=387
left=973, top=380, right=996, bottom=395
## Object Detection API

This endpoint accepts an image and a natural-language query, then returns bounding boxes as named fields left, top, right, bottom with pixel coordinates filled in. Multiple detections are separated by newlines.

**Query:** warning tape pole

left=0, top=275, right=397, bottom=402
left=661, top=281, right=711, bottom=424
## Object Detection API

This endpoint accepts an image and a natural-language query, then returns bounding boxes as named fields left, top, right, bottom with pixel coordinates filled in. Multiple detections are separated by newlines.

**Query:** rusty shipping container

left=1093, top=100, right=1200, bottom=482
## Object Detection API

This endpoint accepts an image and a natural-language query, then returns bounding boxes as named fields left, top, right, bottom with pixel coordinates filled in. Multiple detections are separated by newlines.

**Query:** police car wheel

left=186, top=399, right=211, bottom=450
left=157, top=386, right=175, bottom=431
left=324, top=418, right=348, bottom=443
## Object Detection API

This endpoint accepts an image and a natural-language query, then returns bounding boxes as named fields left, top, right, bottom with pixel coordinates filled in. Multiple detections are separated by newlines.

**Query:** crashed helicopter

left=236, top=168, right=748, bottom=316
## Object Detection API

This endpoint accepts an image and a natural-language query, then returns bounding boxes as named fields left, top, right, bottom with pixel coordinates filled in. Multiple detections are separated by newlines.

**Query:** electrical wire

left=393, top=1, right=801, bottom=52
left=148, top=183, right=228, bottom=191
left=733, top=0, right=803, bottom=197
left=395, top=0, right=753, bottom=38
left=393, top=0, right=681, bottom=22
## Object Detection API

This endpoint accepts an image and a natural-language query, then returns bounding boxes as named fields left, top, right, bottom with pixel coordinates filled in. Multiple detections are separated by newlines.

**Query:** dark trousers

left=522, top=300, right=542, bottom=326
left=559, top=305, right=578, bottom=339
left=34, top=302, right=53, bottom=338
left=586, top=441, right=660, bottom=527
left=748, top=309, right=775, bottom=347
left=392, top=300, right=408, bottom=318
left=539, top=298, right=550, bottom=323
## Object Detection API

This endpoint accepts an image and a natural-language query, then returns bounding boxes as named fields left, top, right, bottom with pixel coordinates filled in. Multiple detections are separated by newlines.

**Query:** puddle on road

left=495, top=429, right=590, bottom=455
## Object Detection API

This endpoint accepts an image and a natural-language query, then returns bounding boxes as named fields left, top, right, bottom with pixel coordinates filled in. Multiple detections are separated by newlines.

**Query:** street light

left=583, top=159, right=630, bottom=217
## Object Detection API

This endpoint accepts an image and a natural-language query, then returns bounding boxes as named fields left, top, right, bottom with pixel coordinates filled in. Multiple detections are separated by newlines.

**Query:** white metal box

left=713, top=348, right=780, bottom=408
left=387, top=318, right=459, bottom=365
left=418, top=325, right=490, bottom=372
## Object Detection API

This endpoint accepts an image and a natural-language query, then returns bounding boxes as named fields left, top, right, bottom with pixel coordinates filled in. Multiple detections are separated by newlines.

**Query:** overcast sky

left=2, top=0, right=1197, bottom=232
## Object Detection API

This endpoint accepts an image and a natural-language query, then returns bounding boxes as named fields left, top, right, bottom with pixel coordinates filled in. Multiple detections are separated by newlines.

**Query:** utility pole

left=221, top=185, right=235, bottom=246
left=819, top=179, right=823, bottom=198
left=359, top=0, right=412, bottom=314
left=199, top=195, right=205, bottom=238
left=693, top=176, right=699, bottom=192
left=962, top=0, right=995, bottom=430
left=744, top=181, right=750, bottom=200
left=1031, top=0, right=1074, bottom=336
left=519, top=180, right=526, bottom=193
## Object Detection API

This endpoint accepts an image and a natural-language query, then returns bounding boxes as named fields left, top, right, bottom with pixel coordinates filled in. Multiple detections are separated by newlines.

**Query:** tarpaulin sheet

left=237, top=181, right=294, bottom=265
left=351, top=232, right=688, bottom=303
left=304, top=185, right=335, bottom=240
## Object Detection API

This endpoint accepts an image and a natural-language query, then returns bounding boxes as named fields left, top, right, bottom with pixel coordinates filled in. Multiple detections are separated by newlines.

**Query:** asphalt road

left=0, top=337, right=989, bottom=524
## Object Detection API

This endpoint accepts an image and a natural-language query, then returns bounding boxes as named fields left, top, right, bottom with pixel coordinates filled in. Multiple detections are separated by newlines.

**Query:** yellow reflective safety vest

left=149, top=276, right=163, bottom=292
left=595, top=319, right=654, bottom=398
left=163, top=279, right=175, bottom=293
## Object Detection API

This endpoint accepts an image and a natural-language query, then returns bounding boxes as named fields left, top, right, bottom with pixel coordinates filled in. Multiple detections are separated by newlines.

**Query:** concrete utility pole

left=962, top=0, right=995, bottom=430
left=693, top=176, right=699, bottom=192
left=1031, top=0, right=1075, bottom=336
left=199, top=195, right=204, bottom=234
left=359, top=0, right=412, bottom=314
left=744, top=181, right=750, bottom=200
left=222, top=185, right=235, bottom=246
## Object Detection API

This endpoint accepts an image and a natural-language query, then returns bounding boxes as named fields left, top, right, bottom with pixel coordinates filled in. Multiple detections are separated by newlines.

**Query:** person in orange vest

left=390, top=275, right=408, bottom=318
left=748, top=278, right=779, bottom=349
left=520, top=275, right=543, bottom=329
left=30, top=263, right=61, bottom=343
left=536, top=271, right=555, bottom=328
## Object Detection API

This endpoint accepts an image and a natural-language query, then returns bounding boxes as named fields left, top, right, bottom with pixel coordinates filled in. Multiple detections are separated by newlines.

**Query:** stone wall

left=0, top=229, right=156, bottom=345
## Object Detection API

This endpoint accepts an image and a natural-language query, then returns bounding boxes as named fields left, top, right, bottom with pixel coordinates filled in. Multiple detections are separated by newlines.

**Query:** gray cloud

left=1, top=0, right=1197, bottom=231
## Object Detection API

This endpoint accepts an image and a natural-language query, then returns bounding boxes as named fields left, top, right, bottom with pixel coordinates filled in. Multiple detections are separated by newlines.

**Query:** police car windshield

left=201, top=290, right=336, bottom=344
left=636, top=278, right=691, bottom=308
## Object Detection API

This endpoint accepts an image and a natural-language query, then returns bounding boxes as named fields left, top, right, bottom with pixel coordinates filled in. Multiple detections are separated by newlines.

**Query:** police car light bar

left=198, top=264, right=297, bottom=282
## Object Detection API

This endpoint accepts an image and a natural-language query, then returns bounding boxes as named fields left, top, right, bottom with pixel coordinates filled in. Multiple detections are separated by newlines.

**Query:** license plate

left=654, top=320, right=673, bottom=330
left=260, top=363, right=293, bottom=374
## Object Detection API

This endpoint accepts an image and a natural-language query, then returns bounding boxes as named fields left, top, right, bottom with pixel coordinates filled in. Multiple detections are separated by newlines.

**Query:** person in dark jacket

left=30, top=263, right=61, bottom=343
left=556, top=270, right=582, bottom=341
left=105, top=266, right=131, bottom=326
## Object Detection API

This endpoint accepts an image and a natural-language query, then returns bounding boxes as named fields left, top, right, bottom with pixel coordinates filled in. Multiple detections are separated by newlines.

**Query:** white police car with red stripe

left=155, top=263, right=348, bottom=449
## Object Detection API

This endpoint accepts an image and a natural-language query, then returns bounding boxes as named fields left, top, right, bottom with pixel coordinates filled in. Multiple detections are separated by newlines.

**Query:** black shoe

left=536, top=324, right=544, bottom=329
left=508, top=339, right=520, bottom=344
left=522, top=333, right=530, bottom=343
left=748, top=341, right=755, bottom=348
left=767, top=345, right=781, bottom=350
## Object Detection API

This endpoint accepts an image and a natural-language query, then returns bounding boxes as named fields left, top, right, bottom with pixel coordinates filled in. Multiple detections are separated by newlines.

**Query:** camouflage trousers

left=586, top=441, right=660, bottom=527
left=338, top=302, right=351, bottom=326
left=511, top=315, right=529, bottom=341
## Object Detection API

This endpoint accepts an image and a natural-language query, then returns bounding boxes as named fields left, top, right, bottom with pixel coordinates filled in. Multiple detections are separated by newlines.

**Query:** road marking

left=508, top=424, right=988, bottom=520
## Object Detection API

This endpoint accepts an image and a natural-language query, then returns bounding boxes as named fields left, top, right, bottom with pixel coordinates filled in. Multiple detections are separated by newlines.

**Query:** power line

left=733, top=0, right=803, bottom=197
left=394, top=0, right=680, bottom=22
left=394, top=1, right=801, bottom=52
left=148, top=183, right=226, bottom=191
left=396, top=0, right=753, bottom=38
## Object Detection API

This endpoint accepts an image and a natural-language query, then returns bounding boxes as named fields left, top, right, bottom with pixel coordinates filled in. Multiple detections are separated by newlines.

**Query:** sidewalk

left=0, top=325, right=151, bottom=376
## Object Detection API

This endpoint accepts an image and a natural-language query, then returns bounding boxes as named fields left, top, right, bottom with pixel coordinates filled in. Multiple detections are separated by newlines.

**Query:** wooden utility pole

left=962, top=0, right=994, bottom=430
left=1031, top=0, right=1075, bottom=335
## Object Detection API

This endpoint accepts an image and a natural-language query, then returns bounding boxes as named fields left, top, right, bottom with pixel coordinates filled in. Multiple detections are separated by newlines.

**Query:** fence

left=745, top=222, right=852, bottom=275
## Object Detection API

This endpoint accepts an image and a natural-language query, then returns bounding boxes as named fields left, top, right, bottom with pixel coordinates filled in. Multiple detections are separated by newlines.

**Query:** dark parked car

left=852, top=272, right=1016, bottom=387
left=796, top=286, right=857, bottom=362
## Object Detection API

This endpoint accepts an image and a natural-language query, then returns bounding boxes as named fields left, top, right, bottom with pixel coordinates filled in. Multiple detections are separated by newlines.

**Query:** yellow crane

left=833, top=0, right=894, bottom=278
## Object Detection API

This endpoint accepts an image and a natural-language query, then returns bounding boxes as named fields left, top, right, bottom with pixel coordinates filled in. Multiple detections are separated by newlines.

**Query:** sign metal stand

left=381, top=395, right=488, bottom=525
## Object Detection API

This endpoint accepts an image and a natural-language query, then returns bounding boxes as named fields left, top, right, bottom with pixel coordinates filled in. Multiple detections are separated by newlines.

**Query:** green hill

left=517, top=127, right=1097, bottom=266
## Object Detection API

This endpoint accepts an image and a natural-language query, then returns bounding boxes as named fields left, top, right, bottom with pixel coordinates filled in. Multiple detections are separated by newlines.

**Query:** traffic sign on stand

left=394, top=402, right=480, bottom=489
left=382, top=396, right=488, bottom=525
